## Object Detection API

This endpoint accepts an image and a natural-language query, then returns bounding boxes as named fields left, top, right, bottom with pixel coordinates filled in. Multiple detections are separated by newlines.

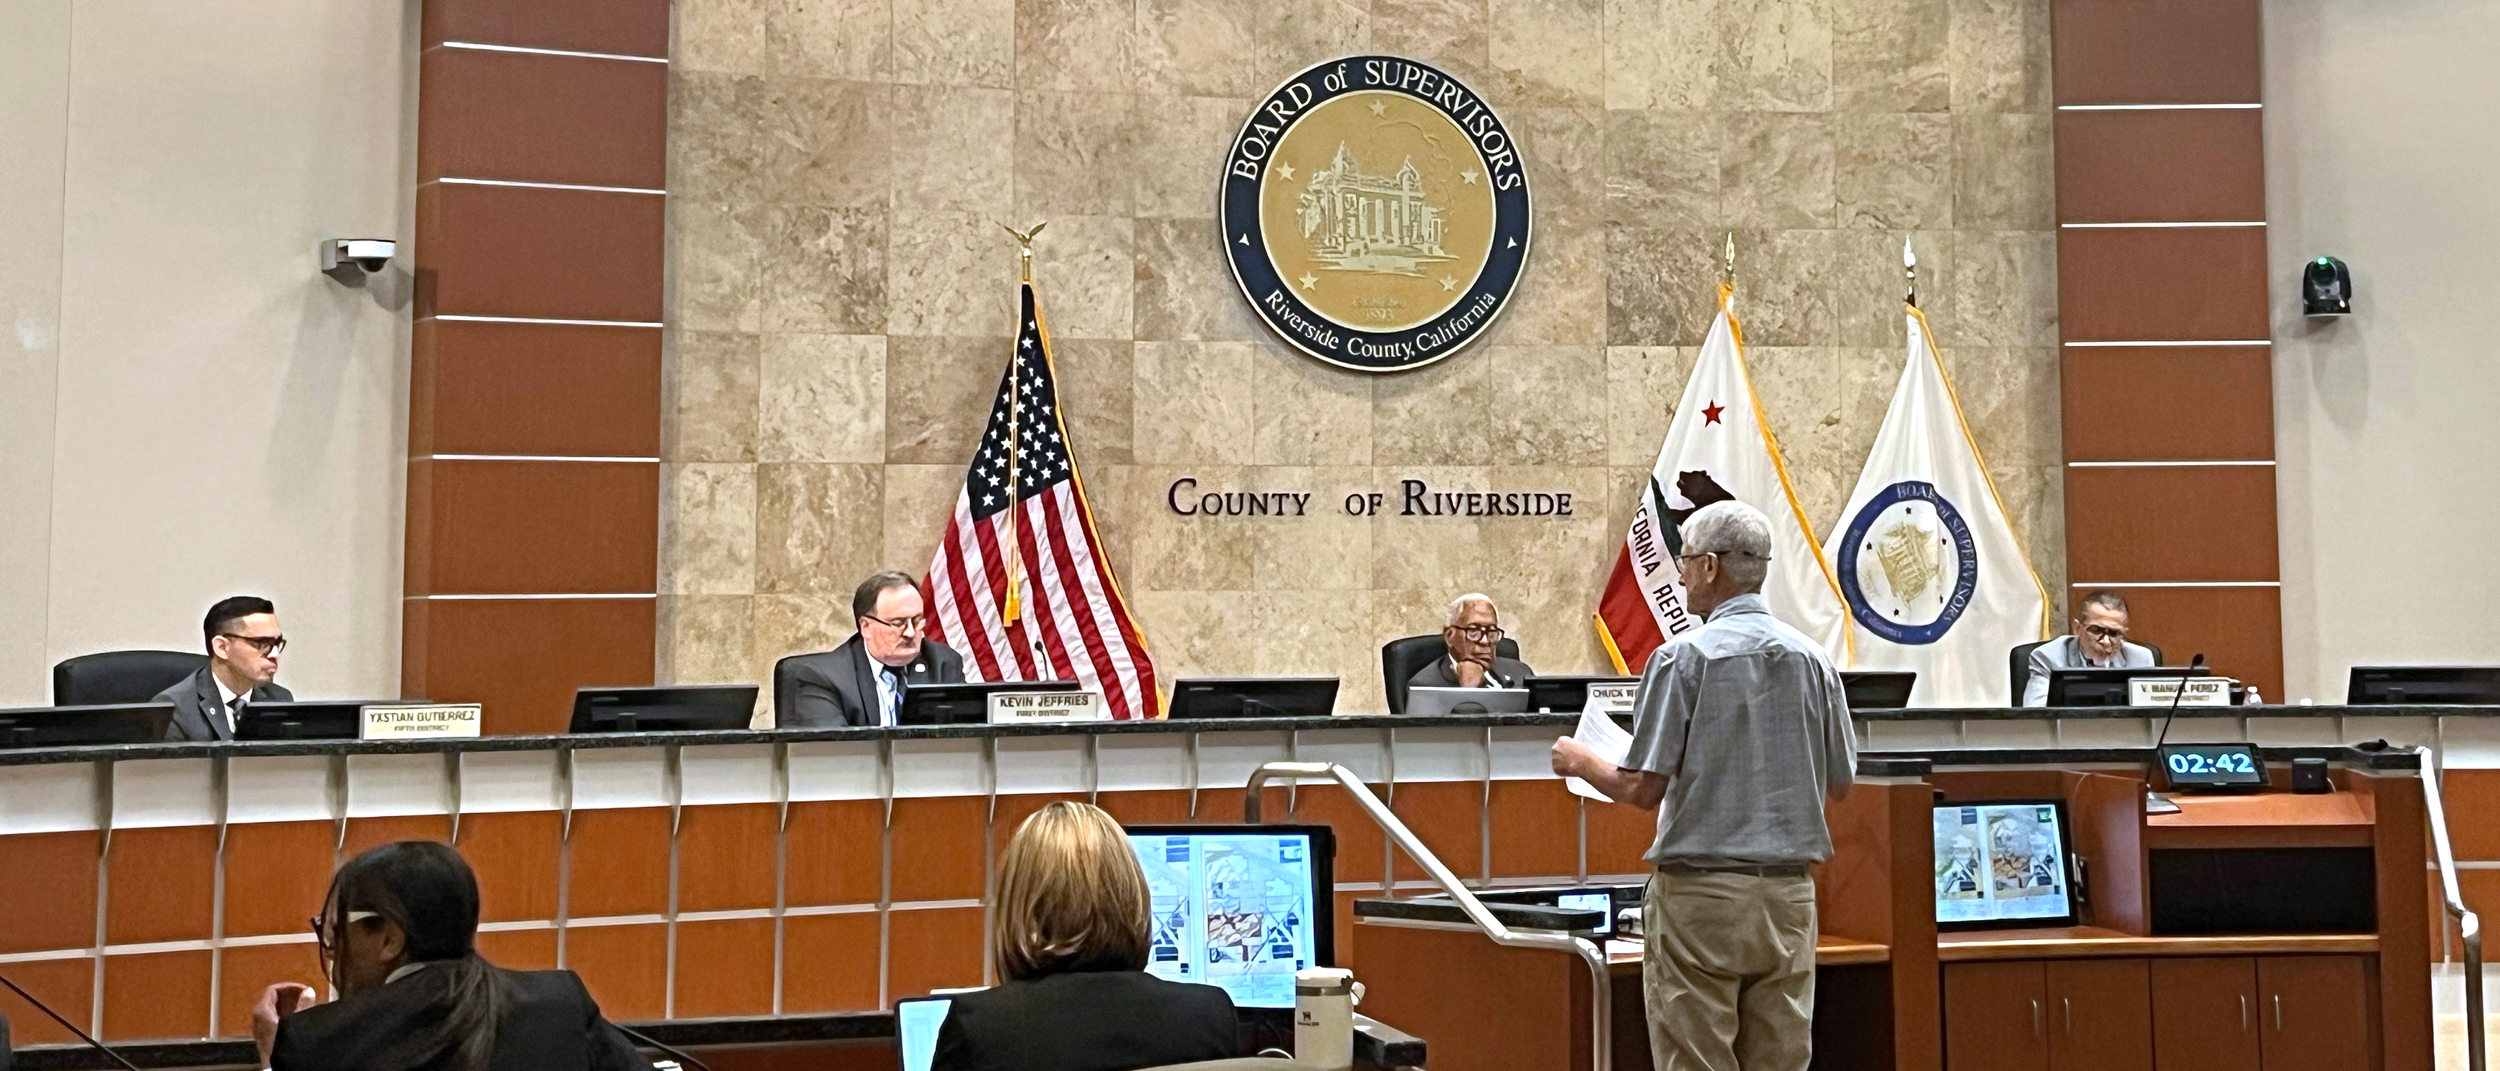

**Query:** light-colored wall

left=0, top=1, right=412, bottom=706
left=658, top=0, right=2067, bottom=714
left=2267, top=0, right=2500, bottom=703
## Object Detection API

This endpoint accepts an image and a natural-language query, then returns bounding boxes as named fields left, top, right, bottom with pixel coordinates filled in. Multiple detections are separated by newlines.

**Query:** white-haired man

left=1409, top=593, right=1536, bottom=689
left=1551, top=499, right=1856, bottom=1071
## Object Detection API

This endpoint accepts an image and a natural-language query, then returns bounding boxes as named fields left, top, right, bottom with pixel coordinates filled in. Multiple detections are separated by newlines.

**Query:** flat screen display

left=895, top=997, right=951, bottom=1071
left=1125, top=825, right=1332, bottom=1009
left=1554, top=891, right=1614, bottom=937
left=2159, top=743, right=2268, bottom=788
left=1933, top=801, right=2076, bottom=928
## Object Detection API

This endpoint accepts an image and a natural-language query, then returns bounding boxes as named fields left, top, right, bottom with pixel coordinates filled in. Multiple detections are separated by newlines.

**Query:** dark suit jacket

left=1408, top=655, right=1536, bottom=691
left=931, top=969, right=1239, bottom=1071
left=153, top=665, right=293, bottom=742
left=775, top=634, right=965, bottom=727
left=270, top=964, right=650, bottom=1071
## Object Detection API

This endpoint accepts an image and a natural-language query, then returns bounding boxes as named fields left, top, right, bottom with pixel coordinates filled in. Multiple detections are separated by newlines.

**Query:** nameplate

left=987, top=690, right=1109, bottom=724
left=359, top=703, right=483, bottom=739
left=2127, top=678, right=2232, bottom=708
left=1586, top=682, right=1639, bottom=715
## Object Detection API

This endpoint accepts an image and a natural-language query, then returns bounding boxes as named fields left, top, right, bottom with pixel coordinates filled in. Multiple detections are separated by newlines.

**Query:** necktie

left=222, top=696, right=244, bottom=740
left=881, top=668, right=903, bottom=726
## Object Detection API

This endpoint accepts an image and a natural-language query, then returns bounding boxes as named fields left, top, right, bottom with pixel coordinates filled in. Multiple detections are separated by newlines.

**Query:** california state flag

left=1596, top=285, right=1848, bottom=672
left=1822, top=304, right=2050, bottom=705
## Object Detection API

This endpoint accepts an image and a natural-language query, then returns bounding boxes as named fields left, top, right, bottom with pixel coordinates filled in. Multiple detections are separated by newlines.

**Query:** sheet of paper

left=1564, top=706, right=1633, bottom=803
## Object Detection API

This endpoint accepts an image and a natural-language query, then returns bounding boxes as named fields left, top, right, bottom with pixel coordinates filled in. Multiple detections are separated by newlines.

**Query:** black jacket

left=152, top=665, right=292, bottom=742
left=270, top=965, right=650, bottom=1071
left=931, top=970, right=1240, bottom=1071
left=774, top=634, right=965, bottom=727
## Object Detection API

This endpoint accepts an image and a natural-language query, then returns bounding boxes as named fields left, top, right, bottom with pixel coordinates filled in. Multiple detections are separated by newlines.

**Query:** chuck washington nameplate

left=1224, top=56, right=1532, bottom=372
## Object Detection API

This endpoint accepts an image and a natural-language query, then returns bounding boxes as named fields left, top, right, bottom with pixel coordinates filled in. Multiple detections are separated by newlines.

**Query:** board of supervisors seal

left=1221, top=56, right=1533, bottom=372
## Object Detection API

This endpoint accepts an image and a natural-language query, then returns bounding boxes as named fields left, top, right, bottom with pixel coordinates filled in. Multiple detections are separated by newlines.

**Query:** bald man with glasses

left=157, top=595, right=295, bottom=741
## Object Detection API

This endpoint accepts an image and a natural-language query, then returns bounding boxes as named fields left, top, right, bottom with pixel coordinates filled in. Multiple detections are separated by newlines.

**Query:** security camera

left=2301, top=256, right=2352, bottom=317
left=321, top=238, right=395, bottom=283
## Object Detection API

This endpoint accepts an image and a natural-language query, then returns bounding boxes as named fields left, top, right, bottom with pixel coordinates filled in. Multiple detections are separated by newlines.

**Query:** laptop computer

left=895, top=995, right=954, bottom=1071
left=1403, top=685, right=1530, bottom=717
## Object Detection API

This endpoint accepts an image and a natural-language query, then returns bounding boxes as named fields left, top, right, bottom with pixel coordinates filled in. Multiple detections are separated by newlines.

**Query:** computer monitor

left=1841, top=671, right=1916, bottom=711
left=234, top=701, right=378, bottom=740
left=2347, top=666, right=2500, bottom=705
left=1165, top=678, right=1338, bottom=719
left=1403, top=686, right=1529, bottom=717
left=894, top=995, right=952, bottom=1071
left=1525, top=675, right=1639, bottom=713
left=1123, top=823, right=1335, bottom=1009
left=896, top=680, right=1080, bottom=725
left=2046, top=666, right=2206, bottom=707
left=568, top=686, right=759, bottom=734
left=0, top=703, right=175, bottom=748
left=1933, top=799, right=2076, bottom=929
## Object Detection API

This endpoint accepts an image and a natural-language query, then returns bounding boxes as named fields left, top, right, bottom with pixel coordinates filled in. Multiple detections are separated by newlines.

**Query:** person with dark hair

left=773, top=570, right=966, bottom=727
left=932, top=802, right=1238, bottom=1071
left=2020, top=590, right=2156, bottom=706
left=250, top=841, right=652, bottom=1071
left=154, top=595, right=294, bottom=741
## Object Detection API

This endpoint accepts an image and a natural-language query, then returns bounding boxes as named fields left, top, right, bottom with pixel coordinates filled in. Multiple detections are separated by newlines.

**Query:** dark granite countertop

left=0, top=707, right=2475, bottom=767
left=11, top=1008, right=1426, bottom=1070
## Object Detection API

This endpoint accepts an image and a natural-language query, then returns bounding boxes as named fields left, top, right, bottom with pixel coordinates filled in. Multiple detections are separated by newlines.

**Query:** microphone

left=2146, top=653, right=2206, bottom=814
left=0, top=969, right=143, bottom=1071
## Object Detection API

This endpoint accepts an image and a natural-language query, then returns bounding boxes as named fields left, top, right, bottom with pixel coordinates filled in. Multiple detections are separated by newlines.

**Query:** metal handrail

left=2422, top=745, right=2486, bottom=1071
left=1246, top=761, right=1614, bottom=1071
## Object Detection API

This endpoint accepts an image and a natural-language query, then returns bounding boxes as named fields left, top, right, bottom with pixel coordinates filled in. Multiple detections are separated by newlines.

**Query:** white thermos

left=1294, top=966, right=1364, bottom=1071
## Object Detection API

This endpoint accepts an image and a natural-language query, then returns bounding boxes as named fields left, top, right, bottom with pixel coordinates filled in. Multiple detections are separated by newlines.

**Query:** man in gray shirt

left=2020, top=590, right=2155, bottom=706
left=1552, top=500, right=1855, bottom=1071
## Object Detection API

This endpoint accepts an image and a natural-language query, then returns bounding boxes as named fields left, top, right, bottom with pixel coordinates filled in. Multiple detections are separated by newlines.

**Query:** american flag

left=920, top=283, right=1160, bottom=719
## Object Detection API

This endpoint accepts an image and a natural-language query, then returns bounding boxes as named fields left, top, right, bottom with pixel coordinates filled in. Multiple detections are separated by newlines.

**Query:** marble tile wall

left=658, top=0, right=2063, bottom=720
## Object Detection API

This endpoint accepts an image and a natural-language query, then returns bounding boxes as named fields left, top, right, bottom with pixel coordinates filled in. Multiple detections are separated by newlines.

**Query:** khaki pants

left=1642, top=866, right=1819, bottom=1071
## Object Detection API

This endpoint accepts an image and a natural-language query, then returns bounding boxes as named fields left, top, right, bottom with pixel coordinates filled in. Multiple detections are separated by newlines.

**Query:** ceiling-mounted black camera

left=2302, top=256, right=2352, bottom=317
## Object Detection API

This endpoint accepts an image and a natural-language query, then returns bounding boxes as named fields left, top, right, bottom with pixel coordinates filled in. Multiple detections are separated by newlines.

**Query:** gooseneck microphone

left=2145, top=653, right=2207, bottom=814
left=0, top=969, right=144, bottom=1071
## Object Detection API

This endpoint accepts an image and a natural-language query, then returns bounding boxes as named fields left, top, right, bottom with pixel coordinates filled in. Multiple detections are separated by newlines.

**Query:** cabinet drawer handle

left=2274, top=994, right=2283, bottom=1032
left=2032, top=999, right=2043, bottom=1037
left=2063, top=997, right=2072, bottom=1035
left=2241, top=994, right=2250, bottom=1033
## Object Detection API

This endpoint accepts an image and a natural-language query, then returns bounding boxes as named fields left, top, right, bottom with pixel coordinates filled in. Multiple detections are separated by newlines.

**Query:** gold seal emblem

left=1223, top=57, right=1532, bottom=372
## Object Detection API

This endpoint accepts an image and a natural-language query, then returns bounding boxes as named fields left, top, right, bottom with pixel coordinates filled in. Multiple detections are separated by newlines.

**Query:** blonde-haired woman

left=933, top=802, right=1239, bottom=1071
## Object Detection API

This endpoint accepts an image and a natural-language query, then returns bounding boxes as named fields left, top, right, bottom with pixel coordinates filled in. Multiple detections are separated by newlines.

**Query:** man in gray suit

left=156, top=596, right=295, bottom=740
left=775, top=571, right=965, bottom=727
left=2022, top=590, right=2155, bottom=706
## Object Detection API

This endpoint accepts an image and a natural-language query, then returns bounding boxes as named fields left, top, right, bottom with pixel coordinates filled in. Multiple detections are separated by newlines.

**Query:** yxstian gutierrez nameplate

left=1222, top=56, right=1533, bottom=372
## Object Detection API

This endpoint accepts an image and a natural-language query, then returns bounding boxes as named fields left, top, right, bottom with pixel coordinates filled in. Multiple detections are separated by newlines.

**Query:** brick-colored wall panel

left=784, top=912, right=881, bottom=1013
left=0, top=830, right=99, bottom=953
left=786, top=799, right=884, bottom=907
left=674, top=918, right=777, bottom=1019
left=406, top=459, right=659, bottom=596
left=401, top=598, right=656, bottom=735
left=107, top=825, right=216, bottom=946
left=2051, top=0, right=2261, bottom=105
left=678, top=803, right=780, bottom=913
left=421, top=0, right=670, bottom=58
left=414, top=183, right=664, bottom=322
left=567, top=807, right=671, bottom=919
left=886, top=907, right=984, bottom=1001
left=565, top=922, right=668, bottom=1021
left=418, top=47, right=665, bottom=188
left=409, top=320, right=661, bottom=458
left=100, top=950, right=212, bottom=1042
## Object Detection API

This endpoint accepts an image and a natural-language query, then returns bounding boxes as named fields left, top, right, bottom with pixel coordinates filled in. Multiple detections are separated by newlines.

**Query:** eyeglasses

left=1449, top=624, right=1505, bottom=642
left=2082, top=624, right=2129, bottom=640
left=861, top=613, right=926, bottom=633
left=309, top=910, right=378, bottom=957
left=222, top=634, right=287, bottom=655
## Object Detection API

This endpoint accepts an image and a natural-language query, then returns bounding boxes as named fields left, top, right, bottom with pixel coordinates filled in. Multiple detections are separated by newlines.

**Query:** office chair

left=52, top=650, right=208, bottom=706
left=1381, top=634, right=1523, bottom=716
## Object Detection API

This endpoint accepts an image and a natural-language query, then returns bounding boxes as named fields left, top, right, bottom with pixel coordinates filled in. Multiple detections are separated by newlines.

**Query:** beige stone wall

left=657, top=0, right=2064, bottom=717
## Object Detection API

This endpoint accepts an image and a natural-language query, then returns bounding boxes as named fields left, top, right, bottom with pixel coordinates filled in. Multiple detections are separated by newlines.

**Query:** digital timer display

left=2158, top=743, right=2268, bottom=787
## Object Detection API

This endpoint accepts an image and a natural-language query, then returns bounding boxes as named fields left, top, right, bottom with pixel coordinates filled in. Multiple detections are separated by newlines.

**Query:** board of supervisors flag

left=1596, top=285, right=1849, bottom=672
left=1821, top=304, right=2051, bottom=706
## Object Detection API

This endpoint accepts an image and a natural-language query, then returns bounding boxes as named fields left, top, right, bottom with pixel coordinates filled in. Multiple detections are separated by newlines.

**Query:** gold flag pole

left=1903, top=237, right=1918, bottom=308
left=997, top=222, right=1046, bottom=625
left=1720, top=231, right=1737, bottom=304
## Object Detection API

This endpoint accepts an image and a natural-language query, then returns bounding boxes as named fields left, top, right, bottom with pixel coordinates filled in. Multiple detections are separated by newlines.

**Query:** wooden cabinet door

left=2151, top=957, right=2261, bottom=1071
left=1945, top=961, right=2049, bottom=1071
left=2047, top=958, right=2153, bottom=1071
left=2257, top=956, right=2373, bottom=1071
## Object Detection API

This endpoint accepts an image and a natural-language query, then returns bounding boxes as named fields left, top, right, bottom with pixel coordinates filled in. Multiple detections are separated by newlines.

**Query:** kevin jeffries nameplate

left=1223, top=56, right=1533, bottom=372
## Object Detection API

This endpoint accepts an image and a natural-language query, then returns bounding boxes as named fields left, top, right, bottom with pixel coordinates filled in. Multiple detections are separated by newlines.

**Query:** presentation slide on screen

left=1129, top=831, right=1319, bottom=1008
left=1933, top=803, right=2071, bottom=924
